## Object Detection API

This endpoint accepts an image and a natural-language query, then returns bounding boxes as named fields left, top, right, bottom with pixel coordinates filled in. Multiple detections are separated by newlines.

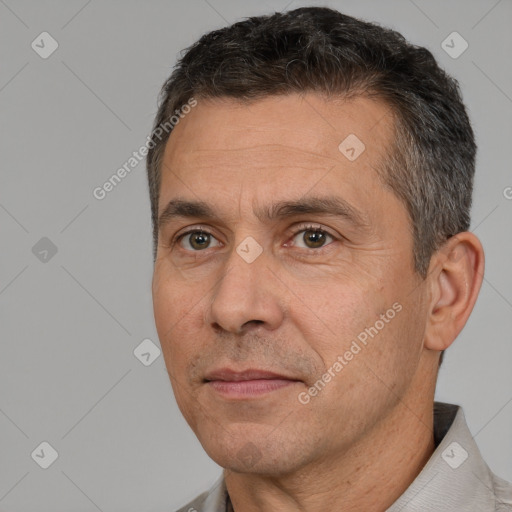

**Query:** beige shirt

left=175, top=402, right=512, bottom=511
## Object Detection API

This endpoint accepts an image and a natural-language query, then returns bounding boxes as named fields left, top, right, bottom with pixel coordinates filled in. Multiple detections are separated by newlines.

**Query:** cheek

left=298, top=277, right=387, bottom=355
left=296, top=270, right=419, bottom=389
left=152, top=277, right=175, bottom=343
left=153, top=260, right=196, bottom=329
left=152, top=271, right=194, bottom=363
left=352, top=292, right=427, bottom=393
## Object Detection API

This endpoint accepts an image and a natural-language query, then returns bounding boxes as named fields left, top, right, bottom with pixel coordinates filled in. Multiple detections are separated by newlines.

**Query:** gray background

left=0, top=0, right=511, bottom=510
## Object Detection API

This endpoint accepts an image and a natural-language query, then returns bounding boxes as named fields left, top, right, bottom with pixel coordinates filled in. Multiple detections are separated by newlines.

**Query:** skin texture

left=151, top=93, right=485, bottom=511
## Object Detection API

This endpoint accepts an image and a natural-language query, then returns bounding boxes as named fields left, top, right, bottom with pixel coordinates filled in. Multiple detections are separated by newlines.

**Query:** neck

left=224, top=354, right=438, bottom=512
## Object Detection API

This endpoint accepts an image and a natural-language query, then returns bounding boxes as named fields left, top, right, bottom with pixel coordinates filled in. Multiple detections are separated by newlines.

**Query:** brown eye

left=304, top=229, right=326, bottom=248
left=291, top=227, right=334, bottom=249
left=178, top=230, right=220, bottom=251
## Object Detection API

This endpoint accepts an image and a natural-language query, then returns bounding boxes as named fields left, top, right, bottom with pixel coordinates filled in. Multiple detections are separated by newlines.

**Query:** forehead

left=163, top=93, right=394, bottom=171
left=158, top=93, right=398, bottom=223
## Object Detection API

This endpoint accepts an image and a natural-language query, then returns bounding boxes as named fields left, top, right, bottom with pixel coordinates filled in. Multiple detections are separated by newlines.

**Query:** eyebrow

left=158, top=195, right=370, bottom=232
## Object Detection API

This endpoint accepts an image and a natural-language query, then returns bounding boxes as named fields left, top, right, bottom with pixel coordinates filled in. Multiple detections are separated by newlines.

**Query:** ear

left=423, top=232, right=485, bottom=352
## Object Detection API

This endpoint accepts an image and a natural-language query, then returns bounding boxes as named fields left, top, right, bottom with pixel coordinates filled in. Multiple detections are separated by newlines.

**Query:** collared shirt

left=174, top=402, right=512, bottom=511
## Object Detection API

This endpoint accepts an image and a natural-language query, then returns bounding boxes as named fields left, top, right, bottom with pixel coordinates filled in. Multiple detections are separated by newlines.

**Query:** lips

left=203, top=368, right=301, bottom=399
left=204, top=368, right=300, bottom=382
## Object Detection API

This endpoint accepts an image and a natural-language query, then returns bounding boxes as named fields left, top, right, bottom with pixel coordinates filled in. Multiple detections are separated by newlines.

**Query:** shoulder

left=173, top=489, right=210, bottom=512
left=492, top=472, right=512, bottom=511
left=172, top=474, right=227, bottom=512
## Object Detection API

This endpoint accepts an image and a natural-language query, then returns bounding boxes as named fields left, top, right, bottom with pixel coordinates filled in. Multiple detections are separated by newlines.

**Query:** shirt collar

left=200, top=402, right=500, bottom=511
left=387, top=401, right=498, bottom=511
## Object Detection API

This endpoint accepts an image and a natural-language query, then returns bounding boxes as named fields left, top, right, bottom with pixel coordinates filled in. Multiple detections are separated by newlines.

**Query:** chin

left=204, top=436, right=313, bottom=477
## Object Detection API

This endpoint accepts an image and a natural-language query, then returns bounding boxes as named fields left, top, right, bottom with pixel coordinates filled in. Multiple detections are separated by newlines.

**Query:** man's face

left=152, top=93, right=430, bottom=474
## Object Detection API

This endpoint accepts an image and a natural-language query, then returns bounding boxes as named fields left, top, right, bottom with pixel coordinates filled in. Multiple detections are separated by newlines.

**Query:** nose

left=207, top=243, right=284, bottom=335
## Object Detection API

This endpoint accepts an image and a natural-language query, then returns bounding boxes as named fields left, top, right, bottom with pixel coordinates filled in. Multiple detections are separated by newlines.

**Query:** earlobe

left=424, top=232, right=485, bottom=352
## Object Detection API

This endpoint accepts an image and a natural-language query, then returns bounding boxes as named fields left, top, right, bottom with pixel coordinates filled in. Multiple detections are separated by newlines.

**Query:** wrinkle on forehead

left=164, top=93, right=395, bottom=162
left=169, top=144, right=344, bottom=173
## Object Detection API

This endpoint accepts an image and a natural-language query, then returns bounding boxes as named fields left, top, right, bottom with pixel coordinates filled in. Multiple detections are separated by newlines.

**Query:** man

left=146, top=6, right=512, bottom=511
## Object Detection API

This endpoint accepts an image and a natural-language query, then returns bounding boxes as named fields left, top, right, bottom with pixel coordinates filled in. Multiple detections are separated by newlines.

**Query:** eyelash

left=172, top=223, right=337, bottom=253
